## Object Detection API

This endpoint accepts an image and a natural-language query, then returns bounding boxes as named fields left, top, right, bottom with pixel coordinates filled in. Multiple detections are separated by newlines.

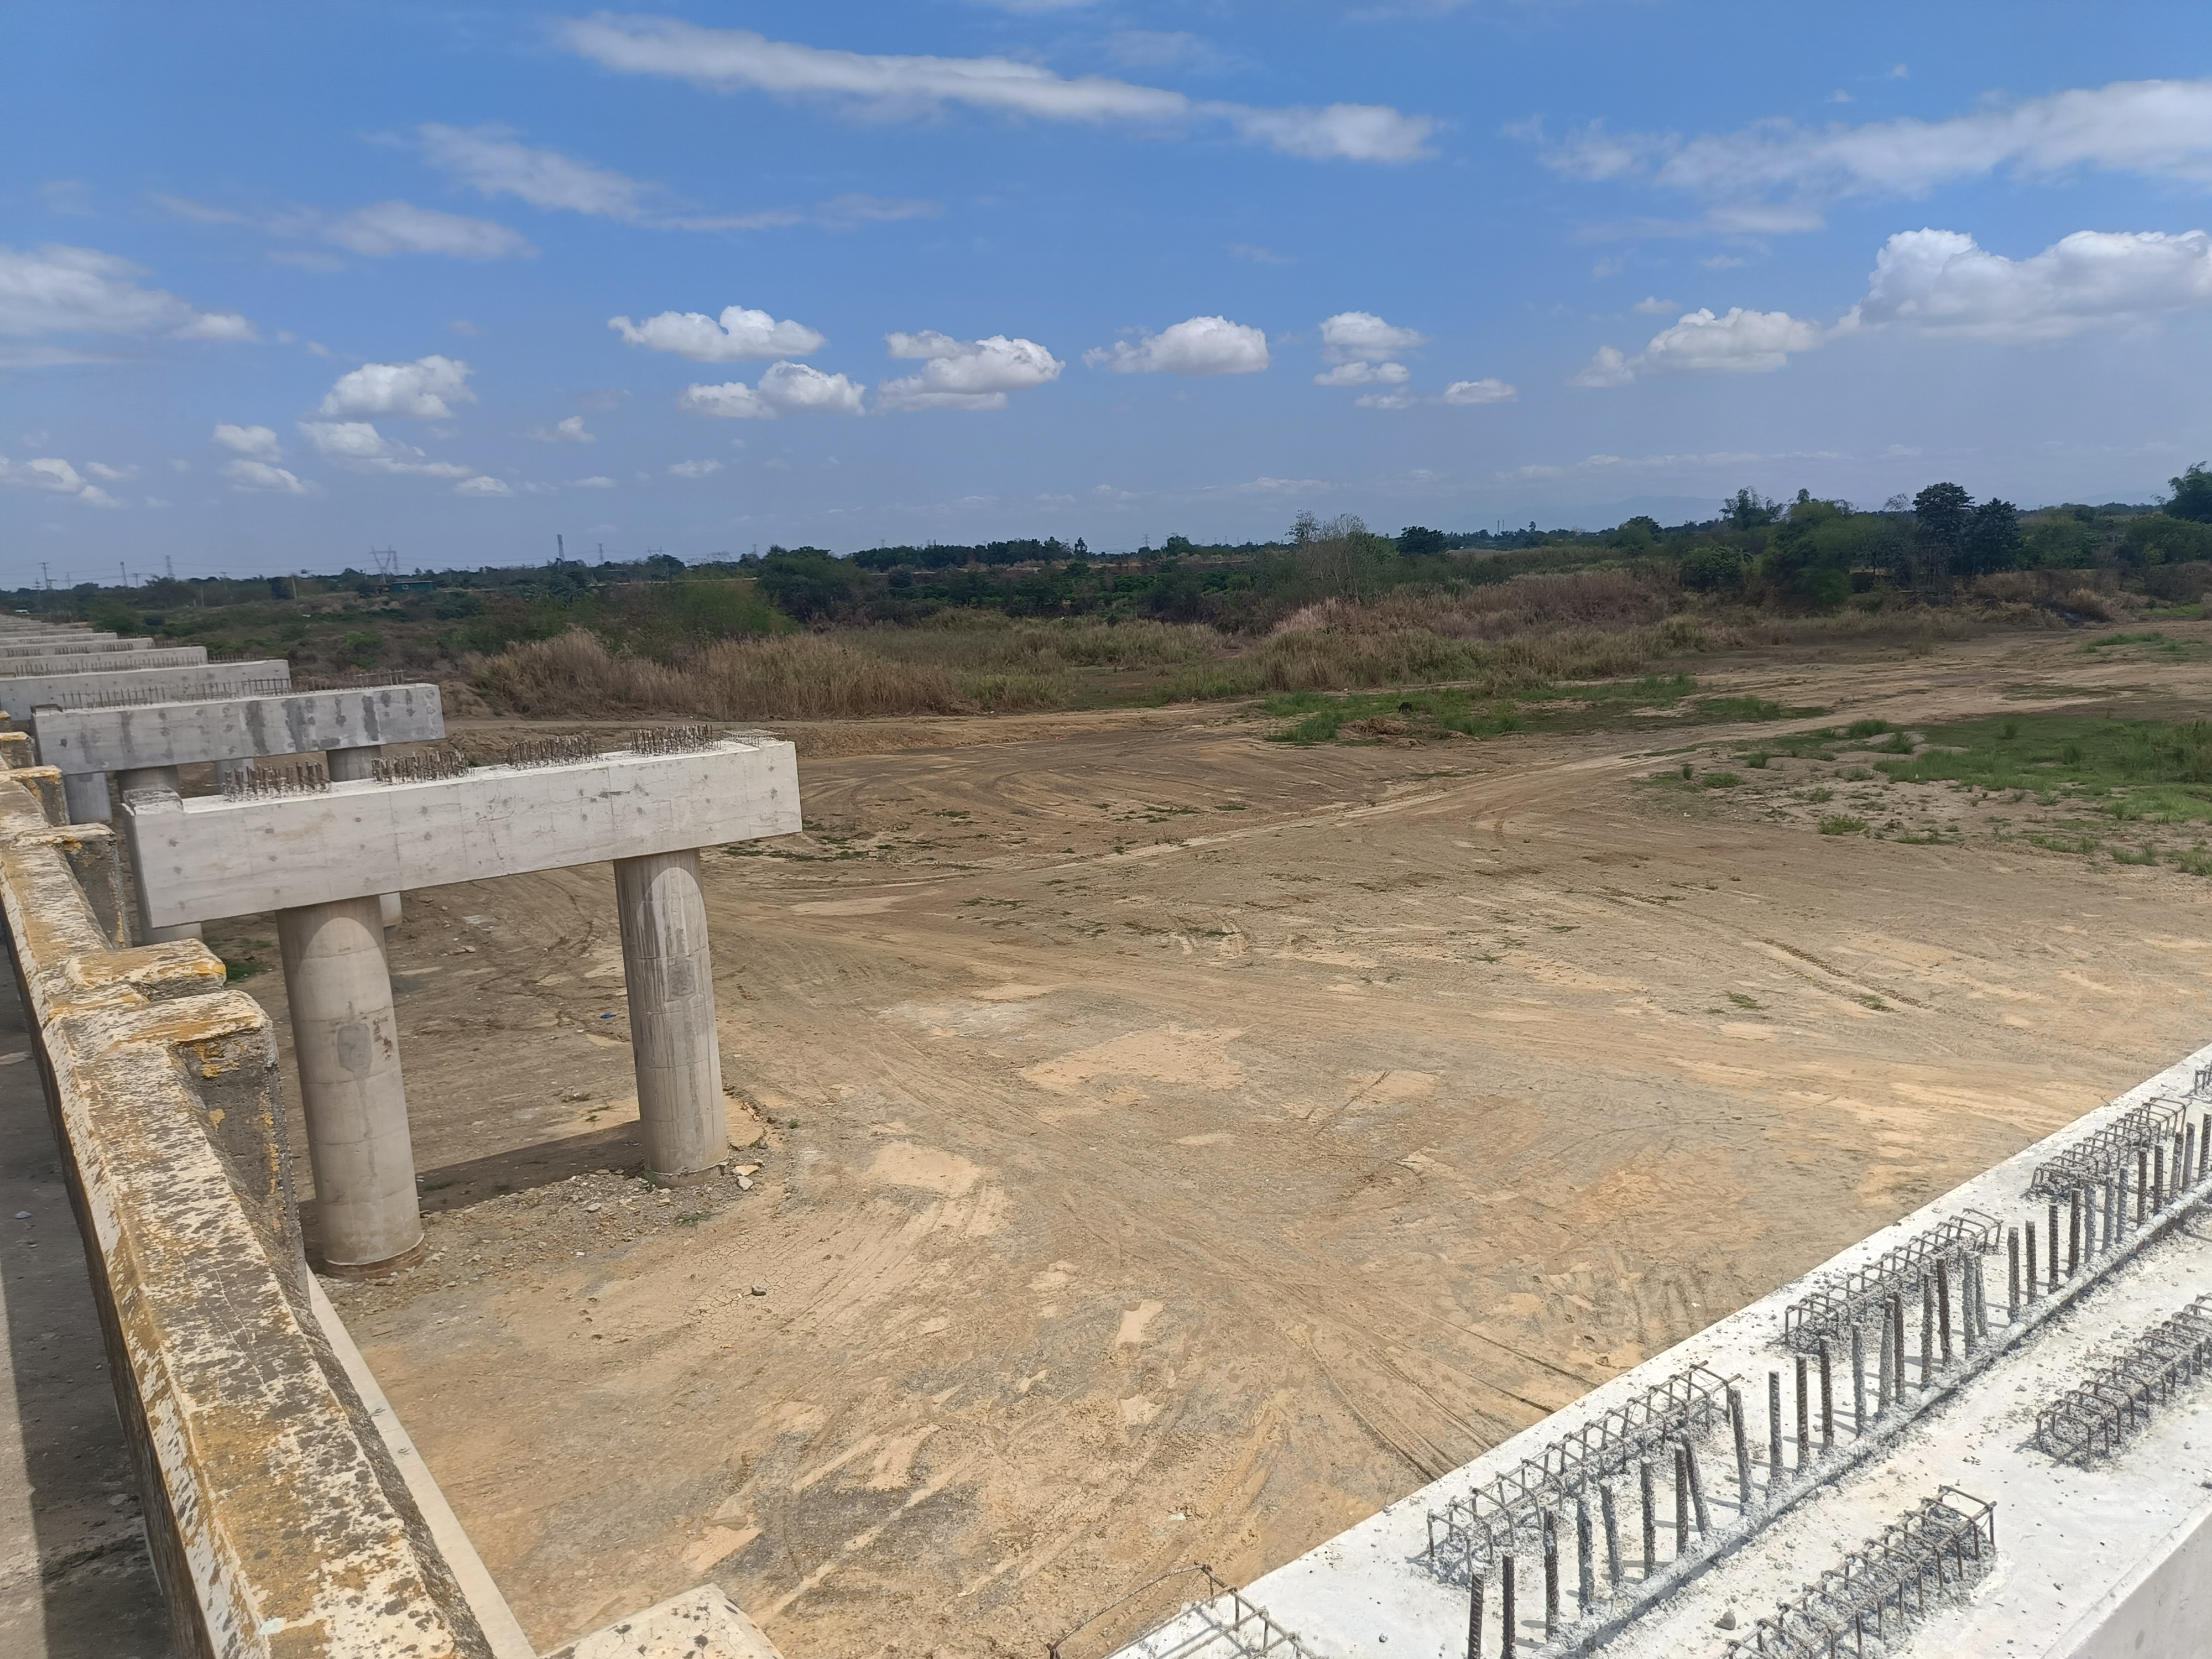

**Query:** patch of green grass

left=1873, top=730, right=1917, bottom=754
left=1551, top=673, right=1698, bottom=704
left=1263, top=687, right=1523, bottom=745
left=1818, top=815, right=1869, bottom=835
left=2111, top=843, right=2159, bottom=866
left=2025, top=830, right=2103, bottom=856
left=1873, top=713, right=2212, bottom=826
left=1701, top=771, right=1744, bottom=788
left=1844, top=718, right=1896, bottom=739
left=1695, top=695, right=1822, bottom=723
left=1799, top=786, right=1834, bottom=804
left=1857, top=994, right=1892, bottom=1011
left=675, top=1212, right=708, bottom=1228
left=2173, top=848, right=2212, bottom=876
left=1741, top=750, right=1772, bottom=769
left=1840, top=767, right=1875, bottom=782
left=223, top=956, right=267, bottom=982
left=1726, top=991, right=1763, bottom=1009
left=2079, top=630, right=2192, bottom=655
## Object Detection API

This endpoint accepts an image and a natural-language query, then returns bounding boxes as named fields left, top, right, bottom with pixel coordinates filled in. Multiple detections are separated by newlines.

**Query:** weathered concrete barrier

left=0, top=740, right=499, bottom=1657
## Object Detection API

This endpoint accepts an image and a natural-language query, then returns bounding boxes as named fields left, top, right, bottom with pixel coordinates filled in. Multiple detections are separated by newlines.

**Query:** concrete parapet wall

left=0, top=660, right=291, bottom=720
left=0, top=758, right=495, bottom=1656
left=0, top=646, right=207, bottom=675
left=33, top=684, right=446, bottom=774
left=0, top=637, right=151, bottom=659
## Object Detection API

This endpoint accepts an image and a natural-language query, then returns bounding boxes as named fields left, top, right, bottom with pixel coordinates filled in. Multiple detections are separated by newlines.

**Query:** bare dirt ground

left=208, top=622, right=2212, bottom=1658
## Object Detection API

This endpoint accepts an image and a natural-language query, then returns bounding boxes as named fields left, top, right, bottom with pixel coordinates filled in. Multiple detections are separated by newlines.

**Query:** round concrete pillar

left=60, top=770, right=110, bottom=825
left=277, top=894, right=421, bottom=1271
left=115, top=766, right=199, bottom=943
left=326, top=746, right=401, bottom=928
left=614, top=848, right=726, bottom=1177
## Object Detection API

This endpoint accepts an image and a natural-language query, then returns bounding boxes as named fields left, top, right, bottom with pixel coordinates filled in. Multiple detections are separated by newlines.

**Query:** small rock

left=737, top=1176, right=753, bottom=1191
left=13, top=1211, right=27, bottom=1220
left=751, top=1284, right=769, bottom=1297
left=585, top=1203, right=602, bottom=1213
left=1716, top=1610, right=1736, bottom=1631
left=733, top=1164, right=761, bottom=1177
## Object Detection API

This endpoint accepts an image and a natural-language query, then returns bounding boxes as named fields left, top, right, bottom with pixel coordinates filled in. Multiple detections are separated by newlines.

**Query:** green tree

left=1724, top=488, right=1777, bottom=531
left=2168, top=464, right=2212, bottom=523
left=1960, top=499, right=2023, bottom=577
left=1611, top=515, right=1662, bottom=551
left=2120, top=515, right=2212, bottom=568
left=1762, top=498, right=1856, bottom=608
left=754, top=547, right=864, bottom=620
left=1396, top=525, right=1447, bottom=557
left=1912, top=482, right=1973, bottom=547
left=1679, top=543, right=1747, bottom=593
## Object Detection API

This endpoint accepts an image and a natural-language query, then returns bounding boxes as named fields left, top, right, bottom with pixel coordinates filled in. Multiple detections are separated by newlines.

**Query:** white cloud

left=1856, top=226, right=2212, bottom=341
left=530, top=414, right=596, bottom=443
left=299, top=420, right=473, bottom=477
left=84, top=461, right=137, bottom=481
left=1574, top=307, right=1827, bottom=386
left=1538, top=77, right=2212, bottom=218
left=878, top=331, right=1063, bottom=410
left=212, top=423, right=283, bottom=461
left=319, top=201, right=534, bottom=260
left=318, top=356, right=475, bottom=419
left=454, top=475, right=512, bottom=497
left=1085, top=316, right=1270, bottom=375
left=221, top=458, right=314, bottom=495
left=557, top=17, right=1435, bottom=164
left=0, top=455, right=119, bottom=505
left=1106, top=30, right=1233, bottom=72
left=678, top=361, right=868, bottom=418
left=1441, top=377, right=1517, bottom=404
left=668, top=458, right=725, bottom=477
left=573, top=475, right=618, bottom=488
left=1318, top=310, right=1428, bottom=362
left=609, top=304, right=826, bottom=362
left=1631, top=296, right=1679, bottom=315
left=416, top=123, right=652, bottom=219
left=1354, top=390, right=1415, bottom=409
left=0, top=243, right=254, bottom=343
left=1313, top=360, right=1408, bottom=387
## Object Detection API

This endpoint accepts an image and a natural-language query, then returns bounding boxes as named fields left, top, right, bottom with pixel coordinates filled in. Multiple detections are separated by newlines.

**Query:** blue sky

left=6, top=2, right=2212, bottom=581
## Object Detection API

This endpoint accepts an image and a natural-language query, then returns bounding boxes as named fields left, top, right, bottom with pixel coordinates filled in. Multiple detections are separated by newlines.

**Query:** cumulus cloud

left=319, top=201, right=535, bottom=260
left=454, top=475, right=512, bottom=497
left=1319, top=310, right=1428, bottom=362
left=573, top=475, right=618, bottom=488
left=1574, top=307, right=1827, bottom=385
left=677, top=361, right=868, bottom=418
left=1536, top=77, right=2212, bottom=221
left=85, top=461, right=137, bottom=481
left=667, top=458, right=724, bottom=477
left=221, top=458, right=313, bottom=495
left=530, top=414, right=595, bottom=443
left=299, top=420, right=473, bottom=477
left=1856, top=227, right=2212, bottom=341
left=318, top=356, right=476, bottom=419
left=557, top=17, right=1435, bottom=164
left=1354, top=390, right=1416, bottom=410
left=1632, top=296, right=1680, bottom=315
left=1441, top=377, right=1517, bottom=404
left=1314, top=360, right=1409, bottom=387
left=609, top=304, right=826, bottom=362
left=0, top=455, right=123, bottom=505
left=878, top=331, right=1063, bottom=410
left=1085, top=316, right=1270, bottom=375
left=212, top=422, right=283, bottom=461
left=0, top=243, right=255, bottom=343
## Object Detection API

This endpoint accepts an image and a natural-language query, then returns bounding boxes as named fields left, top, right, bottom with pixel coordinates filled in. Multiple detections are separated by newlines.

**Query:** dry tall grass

left=472, top=630, right=977, bottom=719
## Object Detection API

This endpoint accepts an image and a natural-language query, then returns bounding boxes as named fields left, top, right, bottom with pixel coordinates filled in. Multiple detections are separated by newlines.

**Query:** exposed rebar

left=1541, top=1511, right=1558, bottom=1639
left=222, top=760, right=328, bottom=800
left=1599, top=1481, right=1622, bottom=1592
left=371, top=748, right=470, bottom=785
left=1936, top=1260, right=1954, bottom=1365
left=503, top=733, right=603, bottom=769
left=630, top=724, right=716, bottom=756
left=1728, top=1387, right=1751, bottom=1512
left=1640, top=1462, right=1656, bottom=1575
left=1794, top=1357, right=1809, bottom=1469
left=1575, top=1494, right=1595, bottom=1616
left=1851, top=1324, right=1867, bottom=1435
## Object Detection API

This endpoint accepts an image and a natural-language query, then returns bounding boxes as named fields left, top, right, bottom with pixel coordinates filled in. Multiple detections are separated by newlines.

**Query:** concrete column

left=326, top=745, right=401, bottom=929
left=614, top=848, right=726, bottom=1177
left=278, top=893, right=421, bottom=1271
left=60, top=770, right=110, bottom=825
left=115, top=766, right=199, bottom=943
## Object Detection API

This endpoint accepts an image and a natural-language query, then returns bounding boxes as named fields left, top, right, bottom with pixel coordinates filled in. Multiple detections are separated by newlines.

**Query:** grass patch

left=1873, top=713, right=2212, bottom=826
left=1818, top=815, right=1869, bottom=835
left=224, top=956, right=267, bottom=982
left=1695, top=695, right=1820, bottom=722
left=2111, top=843, right=2160, bottom=866
left=1726, top=991, right=1763, bottom=1009
left=1264, top=687, right=1523, bottom=744
left=1700, top=771, right=1743, bottom=788
left=1799, top=786, right=1834, bottom=804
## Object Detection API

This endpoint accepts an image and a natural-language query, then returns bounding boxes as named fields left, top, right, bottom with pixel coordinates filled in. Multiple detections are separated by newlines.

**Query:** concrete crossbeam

left=0, top=637, right=152, bottom=659
left=0, top=648, right=207, bottom=677
left=32, top=685, right=444, bottom=774
left=0, top=660, right=291, bottom=720
left=121, top=737, right=800, bottom=928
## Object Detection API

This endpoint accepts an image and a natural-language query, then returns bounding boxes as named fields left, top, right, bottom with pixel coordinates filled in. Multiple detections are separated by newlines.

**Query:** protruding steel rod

left=1766, top=1373, right=1782, bottom=1503
left=1683, top=1443, right=1710, bottom=1537
left=2068, top=1189, right=2081, bottom=1277
left=1729, top=1387, right=1752, bottom=1509
left=1851, top=1324, right=1867, bottom=1434
left=2155, top=1144, right=2167, bottom=1212
left=1891, top=1293, right=1907, bottom=1403
left=1502, top=1556, right=1516, bottom=1659
left=1469, top=1572, right=1484, bottom=1659
left=1920, top=1276, right=1934, bottom=1387
left=1877, top=1307, right=1895, bottom=1416
left=2026, top=1222, right=2039, bottom=1300
left=1818, top=1337, right=1835, bottom=1451
left=1600, top=1482, right=1622, bottom=1591
left=2085, top=1184, right=2099, bottom=1259
left=2138, top=1150, right=2149, bottom=1222
left=2121, top=1167, right=2133, bottom=1232
left=2048, top=1201, right=2060, bottom=1285
left=1542, top=1510, right=1558, bottom=1639
left=1575, top=1493, right=1595, bottom=1615
left=1640, top=1461, right=1656, bottom=1575
left=1673, top=1446, right=1689, bottom=1559
left=2008, top=1226, right=2020, bottom=1319
left=1795, top=1356, right=1810, bottom=1467
left=1936, top=1261, right=1953, bottom=1365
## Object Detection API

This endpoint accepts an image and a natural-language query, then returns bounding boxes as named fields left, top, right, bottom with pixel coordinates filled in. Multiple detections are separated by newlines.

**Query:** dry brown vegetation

left=465, top=567, right=2152, bottom=723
